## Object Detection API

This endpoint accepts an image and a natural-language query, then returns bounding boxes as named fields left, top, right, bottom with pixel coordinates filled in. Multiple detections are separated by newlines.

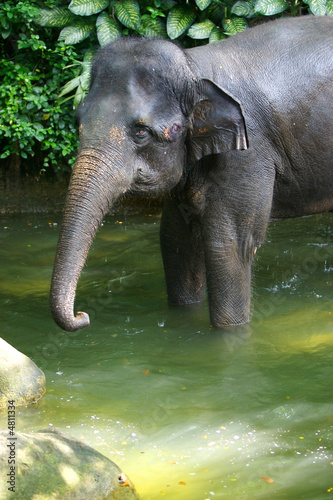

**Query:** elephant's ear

left=187, top=79, right=248, bottom=164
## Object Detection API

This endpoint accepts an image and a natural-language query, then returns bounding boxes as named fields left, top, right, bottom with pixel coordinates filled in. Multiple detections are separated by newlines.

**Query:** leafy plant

left=0, top=44, right=80, bottom=172
left=0, top=0, right=81, bottom=176
left=35, top=0, right=333, bottom=108
left=58, top=47, right=96, bottom=108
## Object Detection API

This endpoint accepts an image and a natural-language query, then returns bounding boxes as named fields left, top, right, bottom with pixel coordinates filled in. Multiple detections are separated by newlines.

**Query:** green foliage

left=1, top=0, right=331, bottom=178
left=96, top=11, right=121, bottom=46
left=69, top=0, right=109, bottom=17
left=0, top=1, right=80, bottom=175
left=37, top=7, right=76, bottom=28
left=167, top=4, right=197, bottom=39
left=0, top=1, right=40, bottom=40
left=114, top=0, right=141, bottom=30
left=32, top=0, right=332, bottom=108
left=328, top=0, right=333, bottom=14
left=58, top=47, right=96, bottom=108
left=231, top=1, right=255, bottom=18
left=196, top=0, right=213, bottom=10
left=254, top=0, right=288, bottom=16
left=187, top=19, right=216, bottom=39
left=222, top=16, right=248, bottom=34
left=303, top=0, right=327, bottom=15
left=0, top=45, right=80, bottom=172
left=58, top=17, right=95, bottom=44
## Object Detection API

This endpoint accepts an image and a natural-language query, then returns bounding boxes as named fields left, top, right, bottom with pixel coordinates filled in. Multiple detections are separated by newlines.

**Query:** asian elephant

left=50, top=16, right=333, bottom=332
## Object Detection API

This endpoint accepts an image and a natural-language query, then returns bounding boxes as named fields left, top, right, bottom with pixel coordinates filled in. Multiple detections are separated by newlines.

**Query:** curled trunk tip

left=50, top=291, right=91, bottom=331
left=70, top=311, right=90, bottom=332
left=55, top=311, right=90, bottom=332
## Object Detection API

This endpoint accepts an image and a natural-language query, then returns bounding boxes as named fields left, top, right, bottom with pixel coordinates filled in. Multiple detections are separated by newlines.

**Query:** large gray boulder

left=0, top=429, right=139, bottom=499
left=0, top=338, right=45, bottom=408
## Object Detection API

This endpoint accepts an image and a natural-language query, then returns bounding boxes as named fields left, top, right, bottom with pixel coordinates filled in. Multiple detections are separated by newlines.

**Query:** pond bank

left=0, top=176, right=163, bottom=215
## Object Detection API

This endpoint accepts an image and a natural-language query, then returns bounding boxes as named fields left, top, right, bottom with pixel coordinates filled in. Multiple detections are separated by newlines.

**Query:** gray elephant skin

left=50, top=16, right=333, bottom=331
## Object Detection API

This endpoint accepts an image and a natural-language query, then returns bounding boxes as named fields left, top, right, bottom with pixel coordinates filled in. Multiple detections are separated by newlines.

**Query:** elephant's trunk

left=50, top=146, right=133, bottom=332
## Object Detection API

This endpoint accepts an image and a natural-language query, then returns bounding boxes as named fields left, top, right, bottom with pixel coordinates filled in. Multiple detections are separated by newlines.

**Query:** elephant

left=50, top=15, right=333, bottom=332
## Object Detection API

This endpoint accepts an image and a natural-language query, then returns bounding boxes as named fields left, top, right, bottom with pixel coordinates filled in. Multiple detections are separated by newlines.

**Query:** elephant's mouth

left=130, top=168, right=182, bottom=196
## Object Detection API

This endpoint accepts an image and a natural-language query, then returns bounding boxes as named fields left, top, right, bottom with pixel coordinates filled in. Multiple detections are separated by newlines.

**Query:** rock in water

left=0, top=429, right=139, bottom=499
left=0, top=338, right=45, bottom=408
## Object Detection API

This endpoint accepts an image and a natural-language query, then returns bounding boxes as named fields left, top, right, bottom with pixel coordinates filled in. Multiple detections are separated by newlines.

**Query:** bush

left=0, top=0, right=82, bottom=177
left=0, top=45, right=80, bottom=174
left=36, top=0, right=333, bottom=128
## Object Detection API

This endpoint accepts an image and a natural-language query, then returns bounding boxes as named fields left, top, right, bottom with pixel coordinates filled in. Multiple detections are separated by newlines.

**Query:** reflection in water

left=0, top=212, right=333, bottom=499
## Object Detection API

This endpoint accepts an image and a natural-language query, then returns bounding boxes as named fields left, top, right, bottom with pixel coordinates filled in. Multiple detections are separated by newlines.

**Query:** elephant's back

left=186, top=16, right=333, bottom=96
left=189, top=16, right=333, bottom=63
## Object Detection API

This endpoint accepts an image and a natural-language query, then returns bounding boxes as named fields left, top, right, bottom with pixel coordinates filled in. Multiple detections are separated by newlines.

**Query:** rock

left=0, top=338, right=46, bottom=409
left=0, top=429, right=139, bottom=499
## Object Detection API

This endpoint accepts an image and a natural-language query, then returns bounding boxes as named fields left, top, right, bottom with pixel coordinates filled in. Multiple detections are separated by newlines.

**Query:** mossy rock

left=0, top=338, right=45, bottom=409
left=0, top=429, right=139, bottom=499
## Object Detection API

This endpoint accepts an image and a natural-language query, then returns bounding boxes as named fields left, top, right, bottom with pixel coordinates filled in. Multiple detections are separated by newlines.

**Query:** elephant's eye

left=133, top=126, right=151, bottom=144
left=136, top=129, right=147, bottom=138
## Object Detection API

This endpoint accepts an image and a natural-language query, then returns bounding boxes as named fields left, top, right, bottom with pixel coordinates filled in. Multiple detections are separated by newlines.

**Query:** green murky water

left=0, top=210, right=332, bottom=499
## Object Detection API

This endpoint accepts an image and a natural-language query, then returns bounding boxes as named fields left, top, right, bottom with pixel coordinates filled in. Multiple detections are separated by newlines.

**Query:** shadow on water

left=0, top=212, right=333, bottom=499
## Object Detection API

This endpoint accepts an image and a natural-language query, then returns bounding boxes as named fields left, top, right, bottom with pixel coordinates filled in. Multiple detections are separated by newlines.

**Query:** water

left=0, top=210, right=332, bottom=499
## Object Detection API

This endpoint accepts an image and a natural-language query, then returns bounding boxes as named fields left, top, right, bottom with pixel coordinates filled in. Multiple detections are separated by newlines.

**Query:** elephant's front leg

left=202, top=218, right=254, bottom=327
left=160, top=194, right=206, bottom=305
left=200, top=155, right=275, bottom=327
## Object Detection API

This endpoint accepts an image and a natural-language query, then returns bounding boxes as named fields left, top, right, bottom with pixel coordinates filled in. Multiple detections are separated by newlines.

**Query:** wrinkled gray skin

left=50, top=16, right=333, bottom=332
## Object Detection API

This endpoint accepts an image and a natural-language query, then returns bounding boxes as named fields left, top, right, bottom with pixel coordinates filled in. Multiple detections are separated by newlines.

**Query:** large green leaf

left=37, top=7, right=76, bottom=27
left=303, top=0, right=327, bottom=15
left=1, top=19, right=12, bottom=39
left=327, top=0, right=333, bottom=14
left=96, top=12, right=121, bottom=46
left=206, top=3, right=224, bottom=24
left=59, top=18, right=95, bottom=44
left=159, top=0, right=177, bottom=8
left=114, top=0, right=141, bottom=30
left=209, top=26, right=227, bottom=43
left=254, top=0, right=287, bottom=16
left=222, top=17, right=248, bottom=35
left=81, top=48, right=96, bottom=87
left=167, top=5, right=196, bottom=39
left=195, top=0, right=212, bottom=10
left=75, top=48, right=96, bottom=106
left=59, top=47, right=96, bottom=107
left=188, top=19, right=216, bottom=39
left=69, top=0, right=109, bottom=17
left=74, top=82, right=87, bottom=109
left=231, top=0, right=255, bottom=17
left=139, top=17, right=167, bottom=38
left=58, top=76, right=82, bottom=99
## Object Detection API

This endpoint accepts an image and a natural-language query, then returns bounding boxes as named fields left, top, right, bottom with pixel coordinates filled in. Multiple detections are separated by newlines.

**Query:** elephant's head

left=50, top=37, right=248, bottom=332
